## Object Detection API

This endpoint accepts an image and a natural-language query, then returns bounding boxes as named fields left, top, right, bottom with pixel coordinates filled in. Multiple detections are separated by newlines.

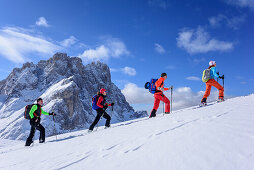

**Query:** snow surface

left=0, top=94, right=254, bottom=170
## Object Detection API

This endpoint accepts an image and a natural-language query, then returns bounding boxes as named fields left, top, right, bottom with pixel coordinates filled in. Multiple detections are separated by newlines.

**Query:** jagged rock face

left=0, top=53, right=147, bottom=140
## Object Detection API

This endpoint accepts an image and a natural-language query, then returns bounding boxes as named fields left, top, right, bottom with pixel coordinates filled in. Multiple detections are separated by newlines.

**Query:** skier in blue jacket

left=201, top=61, right=224, bottom=104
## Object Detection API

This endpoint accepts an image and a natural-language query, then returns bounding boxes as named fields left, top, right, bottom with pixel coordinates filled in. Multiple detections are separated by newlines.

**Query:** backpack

left=145, top=79, right=158, bottom=94
left=202, top=69, right=211, bottom=83
left=24, top=104, right=34, bottom=119
left=91, top=95, right=101, bottom=110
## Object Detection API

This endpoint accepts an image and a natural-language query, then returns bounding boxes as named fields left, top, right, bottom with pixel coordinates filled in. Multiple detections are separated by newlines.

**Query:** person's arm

left=41, top=109, right=49, bottom=115
left=96, top=96, right=104, bottom=108
left=29, top=105, right=38, bottom=119
left=155, top=78, right=163, bottom=88
left=212, top=67, right=219, bottom=78
left=155, top=78, right=165, bottom=91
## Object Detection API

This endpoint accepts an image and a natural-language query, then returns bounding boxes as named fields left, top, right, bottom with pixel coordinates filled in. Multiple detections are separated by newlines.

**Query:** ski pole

left=223, top=75, right=225, bottom=89
left=53, top=114, right=57, bottom=140
left=111, top=104, right=114, bottom=117
left=171, top=87, right=173, bottom=113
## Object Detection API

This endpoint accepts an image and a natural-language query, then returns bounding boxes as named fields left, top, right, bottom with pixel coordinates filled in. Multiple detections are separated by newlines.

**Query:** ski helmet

left=209, top=61, right=216, bottom=66
left=161, top=73, right=167, bottom=77
left=100, top=88, right=106, bottom=93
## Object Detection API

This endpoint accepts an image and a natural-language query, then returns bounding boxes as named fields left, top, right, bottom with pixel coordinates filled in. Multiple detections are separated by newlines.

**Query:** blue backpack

left=144, top=79, right=158, bottom=94
left=91, top=95, right=100, bottom=110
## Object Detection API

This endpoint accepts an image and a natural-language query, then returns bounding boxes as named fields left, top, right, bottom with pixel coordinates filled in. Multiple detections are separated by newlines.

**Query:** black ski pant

left=89, top=108, right=111, bottom=130
left=26, top=120, right=45, bottom=143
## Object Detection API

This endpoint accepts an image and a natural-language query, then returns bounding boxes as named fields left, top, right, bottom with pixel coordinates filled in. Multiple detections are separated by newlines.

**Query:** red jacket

left=96, top=95, right=112, bottom=108
left=155, top=77, right=169, bottom=94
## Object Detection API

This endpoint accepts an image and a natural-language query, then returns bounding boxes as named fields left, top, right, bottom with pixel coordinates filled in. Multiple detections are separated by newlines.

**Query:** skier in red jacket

left=150, top=73, right=173, bottom=118
left=89, top=88, right=114, bottom=131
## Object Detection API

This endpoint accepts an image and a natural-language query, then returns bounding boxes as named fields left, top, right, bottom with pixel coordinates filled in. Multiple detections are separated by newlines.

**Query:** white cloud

left=106, top=38, right=130, bottom=57
left=209, top=14, right=246, bottom=30
left=0, top=27, right=60, bottom=63
left=35, top=17, right=49, bottom=27
left=209, top=14, right=225, bottom=27
left=155, top=43, right=165, bottom=54
left=79, top=45, right=109, bottom=61
left=122, top=83, right=153, bottom=104
left=110, top=68, right=118, bottom=72
left=186, top=76, right=201, bottom=81
left=78, top=38, right=129, bottom=62
left=122, top=83, right=219, bottom=112
left=60, top=36, right=78, bottom=47
left=121, top=67, right=137, bottom=76
left=225, top=0, right=254, bottom=10
left=176, top=27, right=233, bottom=54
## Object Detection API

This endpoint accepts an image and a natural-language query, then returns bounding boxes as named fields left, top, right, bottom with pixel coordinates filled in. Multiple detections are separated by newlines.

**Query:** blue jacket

left=210, top=67, right=219, bottom=79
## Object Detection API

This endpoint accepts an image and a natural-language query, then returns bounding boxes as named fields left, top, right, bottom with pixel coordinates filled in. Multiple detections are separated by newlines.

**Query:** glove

left=103, top=105, right=108, bottom=110
left=31, top=117, right=38, bottom=122
left=217, top=72, right=220, bottom=75
left=157, top=87, right=164, bottom=91
left=111, top=102, right=115, bottom=106
left=219, top=75, right=224, bottom=79
left=49, top=112, right=56, bottom=116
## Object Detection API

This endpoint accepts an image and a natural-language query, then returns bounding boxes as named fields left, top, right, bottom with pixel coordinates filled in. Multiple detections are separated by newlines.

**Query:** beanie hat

left=100, top=88, right=106, bottom=93
left=209, top=61, right=216, bottom=66
left=161, top=73, right=167, bottom=77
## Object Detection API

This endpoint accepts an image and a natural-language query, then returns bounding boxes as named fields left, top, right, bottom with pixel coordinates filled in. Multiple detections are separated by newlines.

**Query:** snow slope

left=0, top=94, right=254, bottom=170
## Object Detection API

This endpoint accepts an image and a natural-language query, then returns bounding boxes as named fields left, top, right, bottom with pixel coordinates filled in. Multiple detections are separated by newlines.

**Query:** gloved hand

left=157, top=87, right=164, bottom=91
left=217, top=72, right=220, bottom=75
left=111, top=102, right=115, bottom=106
left=103, top=105, right=108, bottom=110
left=31, top=117, right=38, bottom=122
left=219, top=75, right=224, bottom=79
left=49, top=112, right=56, bottom=116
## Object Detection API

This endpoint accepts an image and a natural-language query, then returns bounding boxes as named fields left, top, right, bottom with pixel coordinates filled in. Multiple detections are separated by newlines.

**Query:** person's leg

left=25, top=121, right=36, bottom=146
left=89, top=109, right=103, bottom=130
left=36, top=123, right=45, bottom=143
left=103, top=112, right=111, bottom=127
left=202, top=80, right=212, bottom=102
left=150, top=94, right=161, bottom=117
left=161, top=95, right=170, bottom=113
left=211, top=80, right=224, bottom=99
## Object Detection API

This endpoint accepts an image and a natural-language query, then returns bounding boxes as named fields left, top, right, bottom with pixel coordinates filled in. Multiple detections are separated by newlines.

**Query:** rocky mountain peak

left=0, top=53, right=147, bottom=140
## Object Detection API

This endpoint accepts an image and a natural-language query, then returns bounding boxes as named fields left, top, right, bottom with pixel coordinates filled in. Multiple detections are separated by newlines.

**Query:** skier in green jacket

left=25, top=98, right=55, bottom=146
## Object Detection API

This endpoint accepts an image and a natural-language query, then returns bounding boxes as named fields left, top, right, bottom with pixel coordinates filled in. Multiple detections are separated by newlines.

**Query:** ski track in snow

left=0, top=95, right=254, bottom=170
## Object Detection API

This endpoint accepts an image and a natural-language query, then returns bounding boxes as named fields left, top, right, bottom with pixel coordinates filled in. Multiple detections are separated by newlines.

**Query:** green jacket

left=29, top=104, right=49, bottom=119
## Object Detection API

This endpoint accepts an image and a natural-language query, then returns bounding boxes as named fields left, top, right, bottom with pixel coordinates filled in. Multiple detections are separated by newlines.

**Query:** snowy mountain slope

left=0, top=94, right=254, bottom=170
left=0, top=53, right=147, bottom=140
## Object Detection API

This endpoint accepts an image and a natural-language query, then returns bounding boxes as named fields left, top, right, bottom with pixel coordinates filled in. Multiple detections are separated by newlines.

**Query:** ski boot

left=217, top=96, right=224, bottom=103
left=104, top=126, right=110, bottom=129
left=200, top=98, right=207, bottom=106
left=25, top=140, right=34, bottom=147
left=165, top=112, right=170, bottom=114
left=149, top=109, right=157, bottom=118
left=39, top=139, right=45, bottom=144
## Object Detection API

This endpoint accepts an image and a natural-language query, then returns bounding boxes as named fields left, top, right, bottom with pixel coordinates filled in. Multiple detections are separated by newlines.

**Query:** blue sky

left=0, top=0, right=253, bottom=111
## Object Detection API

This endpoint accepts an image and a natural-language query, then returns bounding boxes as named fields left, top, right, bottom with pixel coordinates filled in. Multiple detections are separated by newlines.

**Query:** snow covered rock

left=0, top=53, right=147, bottom=140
